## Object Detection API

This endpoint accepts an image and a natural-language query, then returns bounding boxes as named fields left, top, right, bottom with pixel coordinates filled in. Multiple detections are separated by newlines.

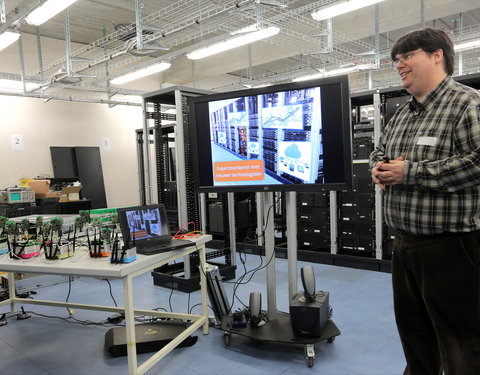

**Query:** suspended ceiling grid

left=1, top=0, right=480, bottom=104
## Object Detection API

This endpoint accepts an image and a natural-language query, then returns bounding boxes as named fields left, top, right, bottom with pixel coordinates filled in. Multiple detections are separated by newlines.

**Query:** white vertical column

left=123, top=275, right=138, bottom=375
left=256, top=192, right=264, bottom=246
left=135, top=0, right=144, bottom=50
left=198, top=243, right=209, bottom=334
left=142, top=100, right=152, bottom=205
left=329, top=191, right=338, bottom=254
left=8, top=272, right=16, bottom=313
left=199, top=193, right=207, bottom=234
left=227, top=192, right=236, bottom=267
left=286, top=191, right=298, bottom=301
left=373, top=92, right=383, bottom=260
left=174, top=90, right=190, bottom=278
left=263, top=192, right=277, bottom=319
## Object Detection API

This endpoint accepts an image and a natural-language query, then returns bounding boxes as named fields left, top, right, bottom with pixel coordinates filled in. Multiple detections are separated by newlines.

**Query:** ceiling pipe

left=0, top=89, right=142, bottom=106
left=26, top=0, right=255, bottom=81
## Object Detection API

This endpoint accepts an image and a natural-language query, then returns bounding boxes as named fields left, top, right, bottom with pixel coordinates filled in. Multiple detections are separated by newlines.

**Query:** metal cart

left=221, top=311, right=340, bottom=368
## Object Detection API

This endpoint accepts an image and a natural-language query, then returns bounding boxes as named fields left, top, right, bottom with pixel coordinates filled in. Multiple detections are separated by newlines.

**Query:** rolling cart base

left=221, top=311, right=340, bottom=367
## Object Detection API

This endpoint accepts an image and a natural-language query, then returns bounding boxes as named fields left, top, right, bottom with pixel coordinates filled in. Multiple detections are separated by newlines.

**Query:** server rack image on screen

left=209, top=88, right=322, bottom=186
left=189, top=75, right=352, bottom=193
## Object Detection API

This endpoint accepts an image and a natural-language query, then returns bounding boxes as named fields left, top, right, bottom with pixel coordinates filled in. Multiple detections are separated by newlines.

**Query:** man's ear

left=433, top=48, right=444, bottom=64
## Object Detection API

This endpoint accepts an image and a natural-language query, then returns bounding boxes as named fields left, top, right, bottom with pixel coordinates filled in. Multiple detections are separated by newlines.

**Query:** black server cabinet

left=50, top=146, right=107, bottom=209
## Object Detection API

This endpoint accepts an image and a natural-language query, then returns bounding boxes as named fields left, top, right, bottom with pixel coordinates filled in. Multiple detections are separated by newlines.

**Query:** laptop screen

left=117, top=204, right=171, bottom=249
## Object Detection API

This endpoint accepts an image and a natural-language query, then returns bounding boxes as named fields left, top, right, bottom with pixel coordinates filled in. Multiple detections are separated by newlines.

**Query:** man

left=369, top=27, right=480, bottom=375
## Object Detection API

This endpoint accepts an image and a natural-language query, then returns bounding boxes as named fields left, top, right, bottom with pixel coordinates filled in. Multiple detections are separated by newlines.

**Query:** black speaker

left=289, top=291, right=329, bottom=338
left=301, top=265, right=316, bottom=302
left=249, top=292, right=262, bottom=327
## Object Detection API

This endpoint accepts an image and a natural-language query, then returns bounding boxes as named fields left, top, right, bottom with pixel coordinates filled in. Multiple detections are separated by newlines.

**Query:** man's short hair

left=390, top=27, right=454, bottom=76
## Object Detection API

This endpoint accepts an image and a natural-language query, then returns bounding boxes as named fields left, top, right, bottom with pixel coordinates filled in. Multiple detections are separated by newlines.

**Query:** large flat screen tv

left=188, top=75, right=352, bottom=192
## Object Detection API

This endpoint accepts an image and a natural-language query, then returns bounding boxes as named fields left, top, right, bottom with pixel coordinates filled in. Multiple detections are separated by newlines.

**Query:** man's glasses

left=392, top=49, right=423, bottom=68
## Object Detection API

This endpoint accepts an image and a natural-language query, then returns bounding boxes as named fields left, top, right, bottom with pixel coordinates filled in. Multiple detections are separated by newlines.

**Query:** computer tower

left=289, top=291, right=329, bottom=338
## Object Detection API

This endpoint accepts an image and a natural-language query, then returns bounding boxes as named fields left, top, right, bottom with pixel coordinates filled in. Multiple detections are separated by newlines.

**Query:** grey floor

left=0, top=251, right=406, bottom=375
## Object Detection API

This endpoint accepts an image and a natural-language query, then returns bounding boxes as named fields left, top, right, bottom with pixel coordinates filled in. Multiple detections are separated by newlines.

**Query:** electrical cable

left=29, top=311, right=124, bottom=327
left=65, top=276, right=72, bottom=303
left=172, top=221, right=202, bottom=240
left=226, top=194, right=282, bottom=311
left=168, top=260, right=176, bottom=312
left=104, top=279, right=118, bottom=307
left=188, top=302, right=214, bottom=315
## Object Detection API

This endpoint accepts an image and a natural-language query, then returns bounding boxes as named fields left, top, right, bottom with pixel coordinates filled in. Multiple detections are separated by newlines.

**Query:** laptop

left=117, top=204, right=193, bottom=255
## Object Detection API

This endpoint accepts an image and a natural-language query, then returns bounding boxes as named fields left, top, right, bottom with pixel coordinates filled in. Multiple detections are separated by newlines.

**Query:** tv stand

left=221, top=192, right=340, bottom=367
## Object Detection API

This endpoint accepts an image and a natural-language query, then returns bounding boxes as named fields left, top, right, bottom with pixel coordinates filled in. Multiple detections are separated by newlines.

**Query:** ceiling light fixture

left=0, top=79, right=41, bottom=93
left=25, top=0, right=80, bottom=26
left=0, top=31, right=20, bottom=52
left=454, top=39, right=480, bottom=52
left=110, top=62, right=172, bottom=85
left=311, top=0, right=385, bottom=22
left=241, top=83, right=272, bottom=89
left=293, top=64, right=374, bottom=82
left=186, top=27, right=280, bottom=60
left=230, top=24, right=259, bottom=36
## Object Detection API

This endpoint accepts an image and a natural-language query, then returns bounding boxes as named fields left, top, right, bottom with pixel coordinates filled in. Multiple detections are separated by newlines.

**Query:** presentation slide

left=207, top=87, right=324, bottom=186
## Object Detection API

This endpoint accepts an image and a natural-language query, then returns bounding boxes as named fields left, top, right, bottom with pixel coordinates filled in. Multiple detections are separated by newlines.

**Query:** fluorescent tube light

left=186, top=27, right=280, bottom=60
left=311, top=0, right=385, bottom=22
left=325, top=64, right=374, bottom=76
left=110, top=62, right=172, bottom=85
left=242, top=83, right=272, bottom=89
left=0, top=79, right=41, bottom=93
left=0, top=31, right=20, bottom=52
left=293, top=64, right=374, bottom=82
left=454, top=39, right=480, bottom=52
left=230, top=24, right=259, bottom=35
left=25, top=0, right=79, bottom=26
left=293, top=72, right=324, bottom=82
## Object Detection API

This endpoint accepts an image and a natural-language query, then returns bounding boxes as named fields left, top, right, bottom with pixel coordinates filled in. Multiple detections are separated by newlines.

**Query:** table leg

left=123, top=274, right=138, bottom=375
left=198, top=244, right=209, bottom=334
left=8, top=272, right=15, bottom=313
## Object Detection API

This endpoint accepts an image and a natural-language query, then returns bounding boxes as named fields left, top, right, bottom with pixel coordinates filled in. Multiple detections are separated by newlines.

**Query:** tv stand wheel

left=223, top=332, right=231, bottom=346
left=307, top=356, right=314, bottom=368
left=305, top=344, right=315, bottom=368
left=327, top=336, right=335, bottom=343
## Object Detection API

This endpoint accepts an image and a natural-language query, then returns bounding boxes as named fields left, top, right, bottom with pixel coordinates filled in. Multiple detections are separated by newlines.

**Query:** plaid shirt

left=369, top=76, right=480, bottom=235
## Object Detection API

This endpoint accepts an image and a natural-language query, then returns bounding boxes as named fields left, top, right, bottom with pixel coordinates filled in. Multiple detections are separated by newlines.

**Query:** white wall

left=0, top=95, right=143, bottom=208
left=0, top=33, right=165, bottom=209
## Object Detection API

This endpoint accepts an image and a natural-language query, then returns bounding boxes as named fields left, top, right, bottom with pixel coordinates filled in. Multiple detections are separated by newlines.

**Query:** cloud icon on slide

left=285, top=143, right=301, bottom=159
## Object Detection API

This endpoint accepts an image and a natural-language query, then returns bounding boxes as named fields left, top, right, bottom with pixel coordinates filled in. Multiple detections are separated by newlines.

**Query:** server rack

left=136, top=86, right=236, bottom=292
left=297, top=192, right=330, bottom=252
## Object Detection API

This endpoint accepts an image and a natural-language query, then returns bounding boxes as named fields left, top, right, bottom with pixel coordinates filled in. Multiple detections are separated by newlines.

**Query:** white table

left=0, top=235, right=211, bottom=375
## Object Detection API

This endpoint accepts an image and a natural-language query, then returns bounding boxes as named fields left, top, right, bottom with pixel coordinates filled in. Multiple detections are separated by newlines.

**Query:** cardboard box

left=36, top=192, right=60, bottom=199
left=28, top=180, right=51, bottom=196
left=19, top=178, right=35, bottom=187
left=59, top=186, right=82, bottom=202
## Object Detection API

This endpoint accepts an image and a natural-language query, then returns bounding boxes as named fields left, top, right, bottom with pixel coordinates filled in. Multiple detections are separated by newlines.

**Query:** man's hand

left=371, top=164, right=386, bottom=190
left=371, top=156, right=404, bottom=190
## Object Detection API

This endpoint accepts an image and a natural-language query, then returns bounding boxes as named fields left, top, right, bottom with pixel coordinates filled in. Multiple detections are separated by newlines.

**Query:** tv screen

left=189, top=75, right=352, bottom=192
left=117, top=204, right=171, bottom=248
